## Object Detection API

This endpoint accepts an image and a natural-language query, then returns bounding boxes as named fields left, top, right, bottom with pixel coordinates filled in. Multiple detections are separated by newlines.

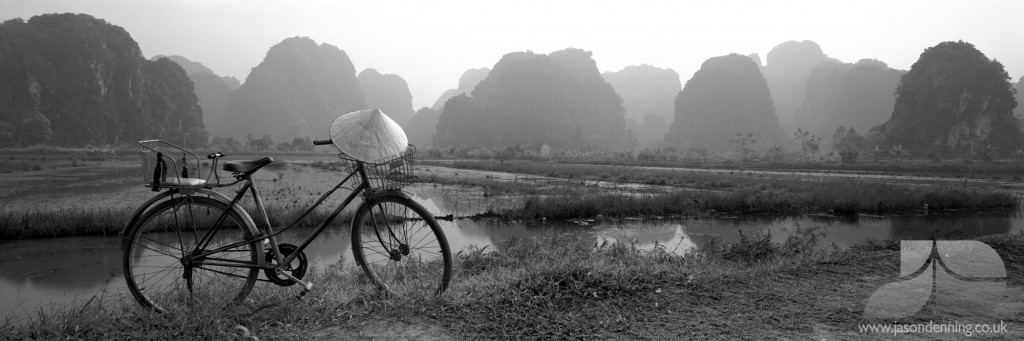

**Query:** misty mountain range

left=434, top=48, right=628, bottom=149
left=602, top=64, right=680, bottom=149
left=407, top=68, right=491, bottom=147
left=0, top=13, right=206, bottom=146
left=1, top=13, right=1020, bottom=157
left=665, top=54, right=786, bottom=151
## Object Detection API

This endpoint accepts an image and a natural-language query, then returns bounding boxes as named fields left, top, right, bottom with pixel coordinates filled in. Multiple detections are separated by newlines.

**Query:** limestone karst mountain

left=793, top=59, right=904, bottom=148
left=872, top=41, right=1022, bottom=155
left=407, top=107, right=440, bottom=148
left=764, top=40, right=834, bottom=130
left=0, top=13, right=205, bottom=146
left=155, top=55, right=240, bottom=137
left=434, top=48, right=627, bottom=149
left=358, top=68, right=415, bottom=127
left=222, top=37, right=365, bottom=142
left=431, top=68, right=490, bottom=111
left=602, top=64, right=681, bottom=148
left=665, top=54, right=785, bottom=152
left=406, top=68, right=490, bottom=148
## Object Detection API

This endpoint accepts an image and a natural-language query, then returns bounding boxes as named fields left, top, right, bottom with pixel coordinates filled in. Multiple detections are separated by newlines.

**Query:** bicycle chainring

left=264, top=243, right=308, bottom=286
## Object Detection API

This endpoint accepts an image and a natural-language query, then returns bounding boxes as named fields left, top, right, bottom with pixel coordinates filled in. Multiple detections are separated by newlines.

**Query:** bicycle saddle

left=223, top=157, right=274, bottom=174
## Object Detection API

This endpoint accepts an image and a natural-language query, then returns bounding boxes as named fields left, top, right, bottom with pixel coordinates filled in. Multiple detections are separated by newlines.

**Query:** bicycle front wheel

left=351, top=195, right=452, bottom=297
left=123, top=195, right=262, bottom=313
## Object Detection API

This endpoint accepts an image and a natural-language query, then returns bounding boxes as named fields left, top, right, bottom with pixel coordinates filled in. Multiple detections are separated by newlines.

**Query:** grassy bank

left=429, top=159, right=1024, bottom=188
left=431, top=156, right=1024, bottom=179
left=503, top=181, right=1017, bottom=220
left=421, top=162, right=1019, bottom=219
left=4, top=171, right=1016, bottom=239
left=6, top=233, right=1023, bottom=339
left=0, top=203, right=355, bottom=239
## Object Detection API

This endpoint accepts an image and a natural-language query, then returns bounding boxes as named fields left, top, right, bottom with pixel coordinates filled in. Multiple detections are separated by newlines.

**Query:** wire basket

left=139, top=140, right=205, bottom=189
left=338, top=145, right=416, bottom=193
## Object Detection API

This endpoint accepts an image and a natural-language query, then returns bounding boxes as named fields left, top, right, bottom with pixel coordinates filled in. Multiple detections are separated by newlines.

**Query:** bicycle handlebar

left=312, top=139, right=333, bottom=146
left=207, top=152, right=225, bottom=159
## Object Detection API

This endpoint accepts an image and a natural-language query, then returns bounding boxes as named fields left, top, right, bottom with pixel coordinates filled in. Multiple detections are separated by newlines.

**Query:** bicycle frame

left=181, top=160, right=376, bottom=271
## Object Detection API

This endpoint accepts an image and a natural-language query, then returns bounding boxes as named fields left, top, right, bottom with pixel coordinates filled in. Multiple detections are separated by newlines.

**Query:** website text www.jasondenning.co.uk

left=859, top=321, right=1009, bottom=337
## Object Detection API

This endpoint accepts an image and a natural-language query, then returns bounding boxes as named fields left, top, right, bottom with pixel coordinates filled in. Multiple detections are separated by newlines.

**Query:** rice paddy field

left=2, top=150, right=1024, bottom=339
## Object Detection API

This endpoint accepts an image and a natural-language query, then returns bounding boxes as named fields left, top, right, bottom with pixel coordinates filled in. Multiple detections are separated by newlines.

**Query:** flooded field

left=2, top=157, right=1023, bottom=322
left=3, top=210, right=1022, bottom=322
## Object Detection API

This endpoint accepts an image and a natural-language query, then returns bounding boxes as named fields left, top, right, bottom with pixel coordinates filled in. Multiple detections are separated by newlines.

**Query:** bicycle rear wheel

left=123, top=195, right=262, bottom=312
left=351, top=195, right=452, bottom=297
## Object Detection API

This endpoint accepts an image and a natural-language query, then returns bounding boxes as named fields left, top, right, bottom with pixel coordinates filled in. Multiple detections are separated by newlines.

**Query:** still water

left=2, top=162, right=1023, bottom=322
left=3, top=203, right=1021, bottom=322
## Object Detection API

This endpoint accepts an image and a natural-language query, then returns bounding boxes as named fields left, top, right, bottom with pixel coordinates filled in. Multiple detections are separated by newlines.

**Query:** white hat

left=329, top=108, right=409, bottom=162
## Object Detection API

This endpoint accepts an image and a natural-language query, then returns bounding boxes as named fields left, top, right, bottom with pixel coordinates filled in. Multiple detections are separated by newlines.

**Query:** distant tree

left=833, top=126, right=866, bottom=152
left=0, top=121, right=15, bottom=147
left=832, top=126, right=848, bottom=149
left=730, top=133, right=757, bottom=161
left=833, top=126, right=867, bottom=163
left=276, top=141, right=294, bottom=152
left=889, top=145, right=910, bottom=162
left=794, top=128, right=821, bottom=160
left=765, top=145, right=786, bottom=161
left=22, top=114, right=52, bottom=145
left=247, top=134, right=274, bottom=151
left=290, top=137, right=313, bottom=151
left=211, top=136, right=241, bottom=152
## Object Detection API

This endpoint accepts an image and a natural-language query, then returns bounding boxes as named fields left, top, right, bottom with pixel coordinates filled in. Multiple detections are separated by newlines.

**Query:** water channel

left=2, top=161, right=1021, bottom=322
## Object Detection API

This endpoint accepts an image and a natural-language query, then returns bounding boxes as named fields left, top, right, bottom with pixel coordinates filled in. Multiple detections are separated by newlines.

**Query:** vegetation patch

left=10, top=232, right=1021, bottom=339
left=0, top=203, right=354, bottom=240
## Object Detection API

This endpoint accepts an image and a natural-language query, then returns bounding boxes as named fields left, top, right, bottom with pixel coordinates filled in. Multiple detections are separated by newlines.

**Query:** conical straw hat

left=329, top=108, right=408, bottom=162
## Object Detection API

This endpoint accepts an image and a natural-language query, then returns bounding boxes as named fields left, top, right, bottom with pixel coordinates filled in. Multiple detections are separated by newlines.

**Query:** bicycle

left=120, top=138, right=451, bottom=313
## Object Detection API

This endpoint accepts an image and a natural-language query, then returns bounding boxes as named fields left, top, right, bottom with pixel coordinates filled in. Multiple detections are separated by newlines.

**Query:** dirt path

left=419, top=241, right=1024, bottom=340
left=309, top=319, right=455, bottom=340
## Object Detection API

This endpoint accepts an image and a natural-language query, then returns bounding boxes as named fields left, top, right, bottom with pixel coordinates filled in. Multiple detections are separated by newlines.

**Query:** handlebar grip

left=207, top=152, right=225, bottom=159
left=313, top=139, right=333, bottom=146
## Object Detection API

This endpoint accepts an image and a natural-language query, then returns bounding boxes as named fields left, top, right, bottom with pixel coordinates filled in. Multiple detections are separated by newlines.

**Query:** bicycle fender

left=120, top=190, right=178, bottom=250
left=119, top=188, right=261, bottom=251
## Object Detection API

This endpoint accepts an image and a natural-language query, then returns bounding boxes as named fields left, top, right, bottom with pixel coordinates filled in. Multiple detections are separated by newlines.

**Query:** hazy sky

left=4, top=0, right=1023, bottom=109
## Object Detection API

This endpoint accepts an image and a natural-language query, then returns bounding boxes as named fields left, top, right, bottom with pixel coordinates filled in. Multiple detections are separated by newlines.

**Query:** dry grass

left=8, top=232, right=1021, bottom=339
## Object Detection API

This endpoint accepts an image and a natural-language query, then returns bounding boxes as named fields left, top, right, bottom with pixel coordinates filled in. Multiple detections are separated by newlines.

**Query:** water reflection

left=594, top=224, right=697, bottom=254
left=3, top=211, right=1023, bottom=322
left=888, top=214, right=1013, bottom=239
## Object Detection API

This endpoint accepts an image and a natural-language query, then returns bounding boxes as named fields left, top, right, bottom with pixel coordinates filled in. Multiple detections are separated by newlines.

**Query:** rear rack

left=139, top=140, right=204, bottom=190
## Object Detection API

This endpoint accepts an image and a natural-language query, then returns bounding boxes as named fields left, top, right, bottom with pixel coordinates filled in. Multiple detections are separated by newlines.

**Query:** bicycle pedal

left=295, top=283, right=314, bottom=300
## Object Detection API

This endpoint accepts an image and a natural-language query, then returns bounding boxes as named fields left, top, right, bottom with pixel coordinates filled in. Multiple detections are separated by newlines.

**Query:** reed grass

left=3, top=174, right=1014, bottom=240
left=499, top=182, right=1016, bottom=220
left=6, top=231, right=1024, bottom=339
left=0, top=203, right=355, bottom=240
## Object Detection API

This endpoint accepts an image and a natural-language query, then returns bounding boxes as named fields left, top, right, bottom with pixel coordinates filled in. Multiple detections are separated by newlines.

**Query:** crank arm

left=275, top=268, right=313, bottom=292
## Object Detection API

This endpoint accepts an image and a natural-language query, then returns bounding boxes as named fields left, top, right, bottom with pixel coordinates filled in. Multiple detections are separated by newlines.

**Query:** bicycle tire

left=123, top=195, right=262, bottom=312
left=351, top=195, right=452, bottom=297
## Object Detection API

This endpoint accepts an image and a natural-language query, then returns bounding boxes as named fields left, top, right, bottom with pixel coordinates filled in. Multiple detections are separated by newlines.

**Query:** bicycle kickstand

left=275, top=268, right=314, bottom=299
